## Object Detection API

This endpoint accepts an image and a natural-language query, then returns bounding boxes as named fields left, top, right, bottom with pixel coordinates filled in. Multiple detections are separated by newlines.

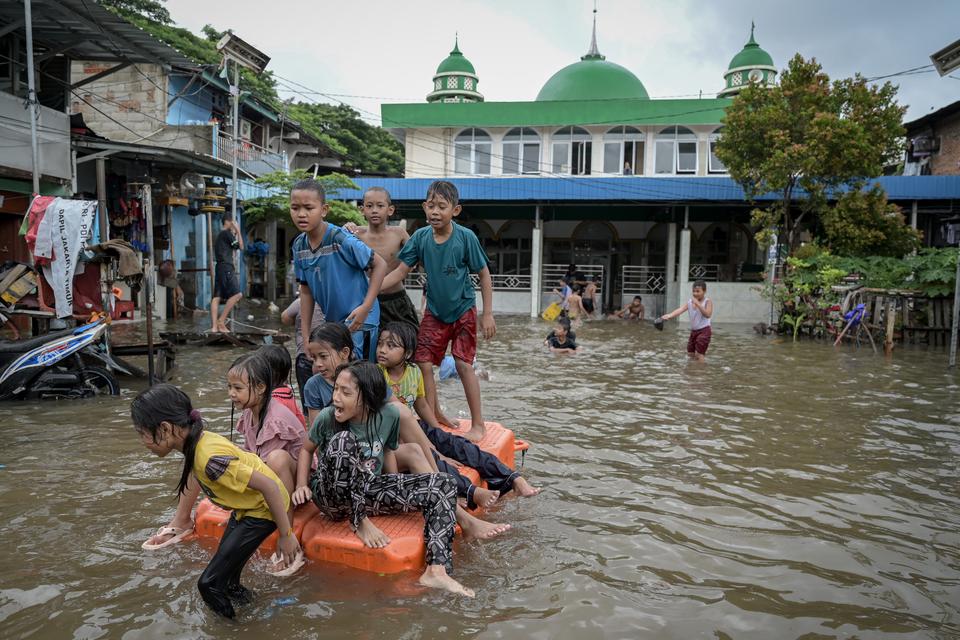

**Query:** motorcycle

left=0, top=316, right=123, bottom=400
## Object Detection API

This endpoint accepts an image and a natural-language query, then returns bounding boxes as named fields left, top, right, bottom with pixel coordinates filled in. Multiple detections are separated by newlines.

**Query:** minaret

left=427, top=35, right=483, bottom=103
left=719, top=22, right=778, bottom=98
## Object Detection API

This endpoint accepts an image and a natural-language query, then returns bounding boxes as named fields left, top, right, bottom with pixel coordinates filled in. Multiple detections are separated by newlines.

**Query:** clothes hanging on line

left=33, top=198, right=98, bottom=318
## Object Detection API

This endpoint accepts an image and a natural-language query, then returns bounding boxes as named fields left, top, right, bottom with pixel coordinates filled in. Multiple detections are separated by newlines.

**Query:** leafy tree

left=242, top=169, right=364, bottom=227
left=819, top=184, right=921, bottom=257
left=99, top=0, right=172, bottom=24
left=716, top=55, right=906, bottom=253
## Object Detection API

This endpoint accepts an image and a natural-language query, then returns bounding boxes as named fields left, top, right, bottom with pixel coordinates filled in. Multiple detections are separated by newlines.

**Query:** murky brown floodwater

left=1, top=312, right=959, bottom=639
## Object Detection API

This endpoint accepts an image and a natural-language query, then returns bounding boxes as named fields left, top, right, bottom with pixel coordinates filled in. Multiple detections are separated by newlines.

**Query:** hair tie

left=189, top=409, right=202, bottom=423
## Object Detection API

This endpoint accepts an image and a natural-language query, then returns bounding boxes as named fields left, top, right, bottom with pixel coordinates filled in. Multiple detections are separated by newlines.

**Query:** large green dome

left=727, top=27, right=774, bottom=69
left=537, top=57, right=649, bottom=101
left=436, top=40, right=475, bottom=74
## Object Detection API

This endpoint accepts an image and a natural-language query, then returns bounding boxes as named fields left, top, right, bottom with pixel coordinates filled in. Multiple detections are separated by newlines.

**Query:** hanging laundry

left=20, top=195, right=57, bottom=265
left=33, top=198, right=98, bottom=318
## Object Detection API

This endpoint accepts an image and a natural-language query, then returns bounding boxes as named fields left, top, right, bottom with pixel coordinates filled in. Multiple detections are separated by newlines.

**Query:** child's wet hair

left=693, top=279, right=707, bottom=291
left=381, top=321, right=417, bottom=363
left=309, top=322, right=356, bottom=360
left=258, top=344, right=292, bottom=387
left=633, top=295, right=642, bottom=302
left=221, top=213, right=233, bottom=224
left=228, top=353, right=276, bottom=434
left=364, top=186, right=393, bottom=206
left=131, top=383, right=203, bottom=497
left=557, top=316, right=572, bottom=331
left=291, top=178, right=326, bottom=203
left=425, top=180, right=459, bottom=207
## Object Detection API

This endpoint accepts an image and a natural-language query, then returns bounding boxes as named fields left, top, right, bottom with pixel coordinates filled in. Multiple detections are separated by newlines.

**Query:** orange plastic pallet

left=193, top=421, right=526, bottom=573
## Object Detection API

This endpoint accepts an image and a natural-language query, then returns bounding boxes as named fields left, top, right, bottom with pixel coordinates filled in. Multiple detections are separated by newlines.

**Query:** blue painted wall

left=167, top=73, right=224, bottom=125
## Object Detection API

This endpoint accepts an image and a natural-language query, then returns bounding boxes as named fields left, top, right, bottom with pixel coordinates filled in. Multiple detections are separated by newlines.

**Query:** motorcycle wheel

left=79, top=366, right=120, bottom=396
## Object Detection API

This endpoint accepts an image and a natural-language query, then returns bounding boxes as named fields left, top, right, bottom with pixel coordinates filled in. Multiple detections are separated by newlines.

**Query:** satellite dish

left=179, top=172, right=206, bottom=199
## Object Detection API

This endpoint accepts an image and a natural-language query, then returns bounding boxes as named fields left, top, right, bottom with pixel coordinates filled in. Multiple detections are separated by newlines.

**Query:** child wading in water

left=545, top=317, right=578, bottom=354
left=344, top=187, right=420, bottom=331
left=660, top=279, right=713, bottom=361
left=132, top=384, right=300, bottom=618
left=290, top=178, right=388, bottom=360
left=377, top=322, right=540, bottom=508
left=293, top=361, right=473, bottom=596
left=381, top=181, right=495, bottom=442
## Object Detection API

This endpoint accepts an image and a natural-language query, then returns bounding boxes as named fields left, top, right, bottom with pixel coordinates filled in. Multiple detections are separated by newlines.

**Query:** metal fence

left=541, top=263, right=604, bottom=296
left=214, top=131, right=286, bottom=177
left=684, top=263, right=721, bottom=281
left=403, top=272, right=532, bottom=291
left=622, top=266, right=667, bottom=294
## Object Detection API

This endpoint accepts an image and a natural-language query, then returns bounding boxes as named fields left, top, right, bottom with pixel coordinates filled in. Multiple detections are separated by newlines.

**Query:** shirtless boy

left=345, top=187, right=420, bottom=331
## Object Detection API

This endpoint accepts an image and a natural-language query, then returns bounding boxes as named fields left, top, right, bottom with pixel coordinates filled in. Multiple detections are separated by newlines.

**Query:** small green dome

left=436, top=40, right=475, bottom=74
left=727, top=25, right=774, bottom=70
left=537, top=57, right=649, bottom=101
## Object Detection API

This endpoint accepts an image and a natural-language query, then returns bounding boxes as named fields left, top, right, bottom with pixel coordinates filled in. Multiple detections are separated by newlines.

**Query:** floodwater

left=1, top=313, right=959, bottom=639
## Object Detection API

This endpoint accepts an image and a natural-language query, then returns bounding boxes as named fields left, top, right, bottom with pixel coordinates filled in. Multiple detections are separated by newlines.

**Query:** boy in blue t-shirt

left=381, top=181, right=495, bottom=442
left=290, top=178, right=388, bottom=360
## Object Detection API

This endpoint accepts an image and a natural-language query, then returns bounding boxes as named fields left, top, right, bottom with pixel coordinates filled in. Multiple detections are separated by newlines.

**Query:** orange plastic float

left=193, top=420, right=528, bottom=573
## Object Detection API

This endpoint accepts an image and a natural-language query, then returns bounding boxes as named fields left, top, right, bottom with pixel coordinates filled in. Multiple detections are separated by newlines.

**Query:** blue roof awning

left=334, top=176, right=960, bottom=203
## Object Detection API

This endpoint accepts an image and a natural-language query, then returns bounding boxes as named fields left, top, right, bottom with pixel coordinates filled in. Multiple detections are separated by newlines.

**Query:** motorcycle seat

left=0, top=327, right=77, bottom=354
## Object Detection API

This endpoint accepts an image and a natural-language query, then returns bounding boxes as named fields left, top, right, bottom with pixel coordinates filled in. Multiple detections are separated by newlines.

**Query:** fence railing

left=541, top=263, right=604, bottom=296
left=677, top=263, right=721, bottom=281
left=213, top=131, right=286, bottom=177
left=622, top=266, right=667, bottom=294
left=404, top=272, right=532, bottom=291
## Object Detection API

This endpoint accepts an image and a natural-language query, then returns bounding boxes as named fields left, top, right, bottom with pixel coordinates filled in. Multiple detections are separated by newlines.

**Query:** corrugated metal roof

left=0, top=0, right=197, bottom=69
left=336, top=176, right=960, bottom=203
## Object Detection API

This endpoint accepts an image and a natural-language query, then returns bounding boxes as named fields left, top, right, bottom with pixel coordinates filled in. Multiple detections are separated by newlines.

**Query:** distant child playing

left=381, top=180, right=496, bottom=442
left=344, top=187, right=420, bottom=330
left=132, top=384, right=300, bottom=618
left=290, top=178, right=388, bottom=361
left=616, top=295, right=645, bottom=320
left=293, top=361, right=473, bottom=597
left=660, top=279, right=713, bottom=360
left=211, top=214, right=244, bottom=333
left=545, top=317, right=578, bottom=354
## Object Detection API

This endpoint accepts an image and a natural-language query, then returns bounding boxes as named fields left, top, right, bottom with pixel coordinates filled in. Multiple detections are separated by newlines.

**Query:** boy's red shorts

left=415, top=307, right=477, bottom=366
left=687, top=326, right=712, bottom=355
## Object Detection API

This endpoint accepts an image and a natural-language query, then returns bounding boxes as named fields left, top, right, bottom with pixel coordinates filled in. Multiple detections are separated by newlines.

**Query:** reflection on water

left=1, top=315, right=959, bottom=639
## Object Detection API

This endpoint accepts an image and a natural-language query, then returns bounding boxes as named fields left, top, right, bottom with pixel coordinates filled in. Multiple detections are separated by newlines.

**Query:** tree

left=99, top=0, right=172, bottom=24
left=716, top=54, right=906, bottom=253
left=242, top=169, right=364, bottom=227
left=819, top=184, right=920, bottom=257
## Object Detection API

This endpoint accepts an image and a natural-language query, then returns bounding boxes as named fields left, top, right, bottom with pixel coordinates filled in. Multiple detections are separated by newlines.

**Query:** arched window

left=708, top=127, right=726, bottom=173
left=603, top=126, right=644, bottom=175
left=454, top=128, right=491, bottom=175
left=552, top=126, right=592, bottom=175
left=502, top=128, right=541, bottom=175
left=654, top=126, right=697, bottom=175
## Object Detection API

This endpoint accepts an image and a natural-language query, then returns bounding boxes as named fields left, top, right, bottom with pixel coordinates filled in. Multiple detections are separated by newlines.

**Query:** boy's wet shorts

left=214, top=262, right=240, bottom=302
left=377, top=290, right=419, bottom=330
left=415, top=307, right=477, bottom=366
left=687, top=326, right=712, bottom=355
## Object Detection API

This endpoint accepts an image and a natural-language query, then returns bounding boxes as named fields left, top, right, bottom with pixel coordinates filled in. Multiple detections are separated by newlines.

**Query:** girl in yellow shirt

left=132, top=383, right=301, bottom=619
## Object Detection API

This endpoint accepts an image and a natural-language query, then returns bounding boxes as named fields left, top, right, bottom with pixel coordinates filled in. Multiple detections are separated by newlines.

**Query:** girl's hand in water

left=292, top=485, right=312, bottom=506
left=278, top=530, right=301, bottom=566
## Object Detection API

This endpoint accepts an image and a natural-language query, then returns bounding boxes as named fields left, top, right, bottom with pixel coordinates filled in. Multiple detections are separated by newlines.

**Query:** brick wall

left=928, top=110, right=960, bottom=176
left=70, top=62, right=167, bottom=142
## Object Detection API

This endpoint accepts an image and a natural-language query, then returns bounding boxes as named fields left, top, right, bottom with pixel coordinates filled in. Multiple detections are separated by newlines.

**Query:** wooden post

left=142, top=184, right=155, bottom=384
left=950, top=250, right=960, bottom=367
left=206, top=210, right=215, bottom=310
left=95, top=158, right=109, bottom=242
left=884, top=298, right=896, bottom=356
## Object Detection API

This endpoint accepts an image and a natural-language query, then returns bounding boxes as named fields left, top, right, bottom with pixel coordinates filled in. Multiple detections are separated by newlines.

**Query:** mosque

left=344, top=15, right=944, bottom=322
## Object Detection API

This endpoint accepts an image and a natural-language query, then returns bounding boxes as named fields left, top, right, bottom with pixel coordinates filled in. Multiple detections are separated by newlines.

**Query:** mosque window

left=654, top=126, right=697, bottom=175
left=464, top=77, right=474, bottom=90
left=603, top=126, right=644, bottom=175
left=447, top=76, right=458, bottom=89
left=708, top=128, right=727, bottom=173
left=435, top=79, right=442, bottom=90
left=731, top=72, right=742, bottom=87
left=552, top=126, right=592, bottom=175
left=454, top=128, right=492, bottom=175
left=503, top=128, right=541, bottom=175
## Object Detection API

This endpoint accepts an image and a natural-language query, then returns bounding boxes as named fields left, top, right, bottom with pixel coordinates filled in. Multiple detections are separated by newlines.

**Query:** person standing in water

left=660, top=279, right=713, bottom=361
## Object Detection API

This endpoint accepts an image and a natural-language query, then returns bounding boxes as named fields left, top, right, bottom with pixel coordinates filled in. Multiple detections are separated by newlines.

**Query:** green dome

left=537, top=57, right=649, bottom=101
left=436, top=40, right=475, bottom=75
left=727, top=26, right=774, bottom=70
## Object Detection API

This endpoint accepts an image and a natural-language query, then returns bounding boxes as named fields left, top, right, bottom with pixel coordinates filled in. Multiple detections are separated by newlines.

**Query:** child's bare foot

left=512, top=476, right=541, bottom=497
left=473, top=487, right=500, bottom=509
left=355, top=517, right=390, bottom=548
left=418, top=565, right=474, bottom=597
left=463, top=423, right=486, bottom=442
left=218, top=322, right=231, bottom=333
left=458, top=509, right=511, bottom=541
